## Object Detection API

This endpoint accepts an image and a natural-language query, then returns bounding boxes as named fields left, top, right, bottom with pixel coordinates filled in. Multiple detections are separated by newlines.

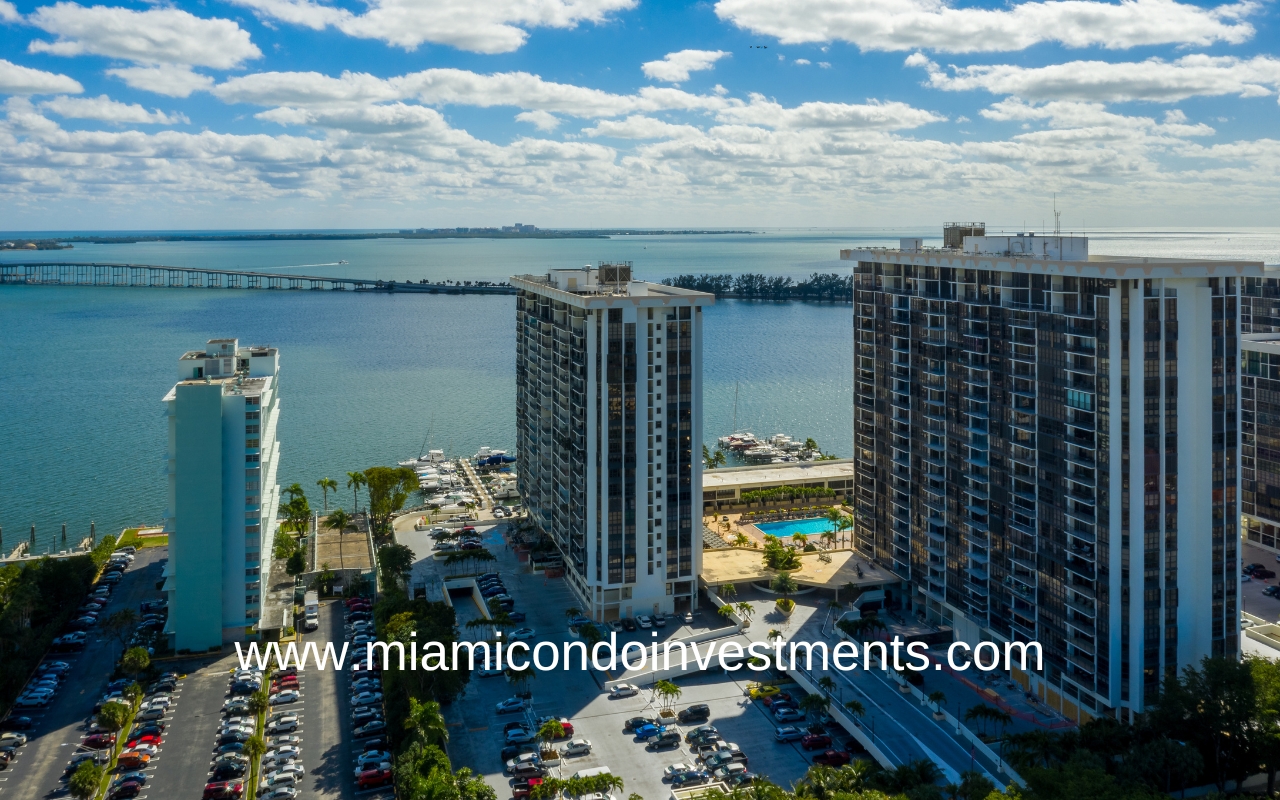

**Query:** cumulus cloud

left=28, top=4, right=261, bottom=69
left=642, top=50, right=730, bottom=83
left=0, top=0, right=19, bottom=21
left=0, top=58, right=83, bottom=95
left=516, top=110, right=560, bottom=130
left=909, top=53, right=1280, bottom=103
left=226, top=0, right=634, bottom=54
left=715, top=0, right=1258, bottom=53
left=795, top=58, right=811, bottom=65
left=108, top=66, right=216, bottom=98
left=717, top=94, right=944, bottom=129
left=213, top=68, right=736, bottom=118
left=583, top=115, right=703, bottom=139
left=41, top=94, right=187, bottom=124
left=980, top=97, right=1215, bottom=136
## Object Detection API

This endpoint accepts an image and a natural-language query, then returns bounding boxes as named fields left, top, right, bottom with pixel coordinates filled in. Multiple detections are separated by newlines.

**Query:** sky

left=0, top=0, right=1278, bottom=229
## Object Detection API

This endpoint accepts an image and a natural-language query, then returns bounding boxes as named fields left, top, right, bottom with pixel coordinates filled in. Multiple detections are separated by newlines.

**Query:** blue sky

left=1, top=0, right=1278, bottom=229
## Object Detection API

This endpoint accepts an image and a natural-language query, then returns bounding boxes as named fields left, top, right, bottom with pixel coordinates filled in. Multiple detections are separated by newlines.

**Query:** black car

left=229, top=682, right=258, bottom=696
left=211, top=763, right=246, bottom=780
left=620, top=618, right=638, bottom=632
left=507, top=612, right=527, bottom=623
left=500, top=742, right=537, bottom=761
left=352, top=709, right=383, bottom=727
left=623, top=716, right=656, bottom=732
left=131, top=724, right=165, bottom=738
left=348, top=611, right=372, bottom=622
left=1265, top=585, right=1280, bottom=597
left=218, top=732, right=251, bottom=745
left=678, top=704, right=711, bottom=724
left=647, top=731, right=682, bottom=750
left=1, top=717, right=33, bottom=731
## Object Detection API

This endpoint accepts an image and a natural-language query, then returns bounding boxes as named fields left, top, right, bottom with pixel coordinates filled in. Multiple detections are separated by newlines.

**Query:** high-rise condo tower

left=163, top=338, right=281, bottom=652
left=845, top=228, right=1263, bottom=721
left=512, top=264, right=714, bottom=621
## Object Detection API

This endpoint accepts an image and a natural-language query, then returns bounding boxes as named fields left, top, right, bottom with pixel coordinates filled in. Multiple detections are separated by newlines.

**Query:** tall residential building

left=163, top=338, right=281, bottom=652
left=512, top=264, right=714, bottom=621
left=845, top=229, right=1262, bottom=722
left=1241, top=276, right=1280, bottom=553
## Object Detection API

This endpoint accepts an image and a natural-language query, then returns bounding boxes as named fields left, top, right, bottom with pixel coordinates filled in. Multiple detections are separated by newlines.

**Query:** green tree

left=736, top=601, right=755, bottom=621
left=286, top=549, right=306, bottom=576
left=102, top=608, right=139, bottom=654
left=346, top=470, right=367, bottom=512
left=817, top=675, right=836, bottom=696
left=928, top=690, right=948, bottom=716
left=1150, top=653, right=1258, bottom=792
left=121, top=646, right=150, bottom=678
left=68, top=759, right=102, bottom=800
left=771, top=572, right=798, bottom=613
left=718, top=583, right=738, bottom=600
left=654, top=679, right=682, bottom=712
left=405, top=696, right=449, bottom=748
left=536, top=718, right=565, bottom=752
left=364, top=466, right=418, bottom=538
left=377, top=543, right=416, bottom=588
left=844, top=699, right=866, bottom=720
left=243, top=735, right=267, bottom=765
left=248, top=687, right=269, bottom=717
left=564, top=606, right=582, bottom=622
left=279, top=493, right=312, bottom=536
left=122, top=681, right=143, bottom=707
left=96, top=700, right=130, bottom=733
left=273, top=528, right=297, bottom=560
left=799, top=692, right=830, bottom=720
left=316, top=477, right=337, bottom=511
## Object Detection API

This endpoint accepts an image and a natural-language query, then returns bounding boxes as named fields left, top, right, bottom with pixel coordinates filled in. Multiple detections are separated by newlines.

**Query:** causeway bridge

left=0, top=262, right=518, bottom=294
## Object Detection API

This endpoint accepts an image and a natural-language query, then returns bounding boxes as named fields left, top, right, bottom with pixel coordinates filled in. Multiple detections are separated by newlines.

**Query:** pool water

left=754, top=518, right=834, bottom=537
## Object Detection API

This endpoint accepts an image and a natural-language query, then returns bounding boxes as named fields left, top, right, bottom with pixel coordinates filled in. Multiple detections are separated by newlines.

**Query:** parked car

left=653, top=612, right=668, bottom=627
left=802, top=734, right=833, bottom=750
left=634, top=723, right=664, bottom=740
left=636, top=615, right=653, bottom=629
left=562, top=738, right=592, bottom=756
left=84, top=734, right=117, bottom=749
left=270, top=690, right=300, bottom=705
left=678, top=704, right=711, bottom=724
left=664, top=762, right=696, bottom=780
left=495, top=697, right=526, bottom=714
left=609, top=683, right=639, bottom=698
left=714, top=762, right=751, bottom=783
left=672, top=769, right=712, bottom=788
left=353, top=720, right=387, bottom=738
left=774, top=707, right=805, bottom=722
left=202, top=781, right=245, bottom=799
left=350, top=691, right=383, bottom=706
left=647, top=731, right=682, bottom=751
left=813, top=750, right=852, bottom=766
left=620, top=618, right=638, bottom=632
left=774, top=726, right=805, bottom=742
left=748, top=684, right=781, bottom=700
left=685, top=725, right=720, bottom=744
left=623, top=716, right=656, bottom=732
left=505, top=728, right=535, bottom=744
left=356, top=769, right=393, bottom=790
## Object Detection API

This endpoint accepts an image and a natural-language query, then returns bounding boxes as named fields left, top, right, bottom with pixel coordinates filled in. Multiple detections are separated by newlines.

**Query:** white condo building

left=513, top=264, right=714, bottom=621
left=162, top=338, right=281, bottom=652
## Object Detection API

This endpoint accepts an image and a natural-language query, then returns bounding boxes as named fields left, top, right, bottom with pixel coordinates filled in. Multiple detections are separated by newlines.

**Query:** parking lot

left=1, top=546, right=167, bottom=800
left=398, top=524, right=817, bottom=799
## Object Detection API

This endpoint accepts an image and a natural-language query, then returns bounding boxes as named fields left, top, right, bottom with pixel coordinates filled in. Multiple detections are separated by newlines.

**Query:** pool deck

left=700, top=547, right=898, bottom=594
left=704, top=508, right=857, bottom=551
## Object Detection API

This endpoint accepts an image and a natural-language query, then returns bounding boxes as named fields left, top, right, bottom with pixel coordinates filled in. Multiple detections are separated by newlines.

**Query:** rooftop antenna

left=1054, top=194, right=1061, bottom=236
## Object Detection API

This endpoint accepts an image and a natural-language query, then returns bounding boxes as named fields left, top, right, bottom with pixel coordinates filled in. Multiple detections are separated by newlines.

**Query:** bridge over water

left=0, top=262, right=518, bottom=294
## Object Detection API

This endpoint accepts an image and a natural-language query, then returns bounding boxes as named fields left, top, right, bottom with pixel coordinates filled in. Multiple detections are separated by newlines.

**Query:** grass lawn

left=117, top=528, right=169, bottom=549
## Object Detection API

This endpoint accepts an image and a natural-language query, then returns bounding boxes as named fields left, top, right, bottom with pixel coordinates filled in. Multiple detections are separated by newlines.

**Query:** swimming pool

left=754, top=518, right=834, bottom=537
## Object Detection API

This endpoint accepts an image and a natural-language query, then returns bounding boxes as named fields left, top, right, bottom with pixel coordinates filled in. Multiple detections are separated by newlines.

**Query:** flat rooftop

left=842, top=247, right=1265, bottom=279
left=703, top=459, right=854, bottom=489
left=700, top=548, right=898, bottom=590
left=511, top=274, right=715, bottom=308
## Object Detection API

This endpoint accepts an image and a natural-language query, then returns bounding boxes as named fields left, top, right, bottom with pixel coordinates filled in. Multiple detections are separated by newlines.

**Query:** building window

left=245, top=425, right=260, bottom=435
left=246, top=454, right=259, bottom=463
left=246, top=439, right=260, bottom=448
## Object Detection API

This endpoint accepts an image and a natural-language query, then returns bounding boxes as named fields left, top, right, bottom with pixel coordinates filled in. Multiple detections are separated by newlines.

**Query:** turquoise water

left=2, top=227, right=1277, bottom=552
left=756, top=518, right=837, bottom=537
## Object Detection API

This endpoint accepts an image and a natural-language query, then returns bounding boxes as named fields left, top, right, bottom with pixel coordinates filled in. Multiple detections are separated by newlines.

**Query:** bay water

left=2, top=227, right=1276, bottom=551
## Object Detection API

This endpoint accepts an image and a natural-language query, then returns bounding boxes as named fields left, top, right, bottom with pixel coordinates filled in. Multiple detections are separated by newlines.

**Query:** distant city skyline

left=0, top=0, right=1277, bottom=228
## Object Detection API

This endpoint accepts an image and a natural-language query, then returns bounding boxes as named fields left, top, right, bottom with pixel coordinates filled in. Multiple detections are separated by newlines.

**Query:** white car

left=350, top=691, right=382, bottom=706
left=609, top=683, right=640, bottom=698
left=262, top=753, right=300, bottom=768
left=505, top=728, right=534, bottom=744
left=357, top=749, right=392, bottom=764
left=636, top=615, right=653, bottom=629
left=562, top=738, right=592, bottom=756
left=509, top=628, right=536, bottom=641
left=268, top=718, right=299, bottom=734
left=145, top=695, right=173, bottom=708
left=495, top=697, right=526, bottom=714
left=477, top=668, right=504, bottom=678
left=135, top=706, right=165, bottom=721
left=223, top=699, right=251, bottom=712
left=261, top=771, right=301, bottom=788
left=266, top=764, right=305, bottom=781
left=270, top=690, right=301, bottom=705
left=260, top=788, right=300, bottom=800
left=266, top=745, right=301, bottom=760
left=665, top=762, right=696, bottom=779
left=352, top=679, right=382, bottom=692
left=0, top=732, right=28, bottom=746
left=270, top=735, right=302, bottom=747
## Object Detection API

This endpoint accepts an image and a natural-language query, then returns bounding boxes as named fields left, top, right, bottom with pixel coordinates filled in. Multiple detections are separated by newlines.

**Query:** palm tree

left=792, top=532, right=809, bottom=549
left=316, top=477, right=337, bottom=511
left=768, top=629, right=784, bottom=643
left=564, top=606, right=583, bottom=623
left=799, top=693, right=830, bottom=720
left=838, top=513, right=855, bottom=548
left=247, top=687, right=269, bottom=717
left=732, top=532, right=750, bottom=547
left=284, top=482, right=305, bottom=501
left=405, top=697, right=449, bottom=747
left=536, top=718, right=564, bottom=754
left=844, top=699, right=865, bottom=721
left=717, top=604, right=737, bottom=621
left=771, top=572, right=798, bottom=613
left=928, top=690, right=948, bottom=718
left=718, top=583, right=738, bottom=600
left=243, top=735, right=266, bottom=768
left=346, top=471, right=366, bottom=513
left=735, top=601, right=754, bottom=621
left=817, top=676, right=836, bottom=696
left=653, top=679, right=682, bottom=712
left=821, top=530, right=837, bottom=550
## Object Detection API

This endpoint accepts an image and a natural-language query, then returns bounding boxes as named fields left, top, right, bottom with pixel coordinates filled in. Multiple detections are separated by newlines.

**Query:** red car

left=762, top=692, right=793, bottom=708
left=126, top=733, right=162, bottom=747
left=272, top=679, right=299, bottom=691
left=84, top=734, right=116, bottom=749
left=357, top=768, right=393, bottom=789
left=202, top=781, right=245, bottom=799
left=813, top=750, right=852, bottom=766
left=801, top=734, right=832, bottom=751
left=513, top=777, right=544, bottom=799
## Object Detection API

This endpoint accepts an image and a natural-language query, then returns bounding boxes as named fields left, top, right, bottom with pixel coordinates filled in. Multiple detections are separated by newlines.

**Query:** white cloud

left=818, top=61, right=830, bottom=68
left=0, top=1, right=19, bottom=21
left=516, top=110, right=560, bottom=130
left=213, top=68, right=736, bottom=118
left=0, top=58, right=83, bottom=95
left=583, top=115, right=702, bottom=139
left=641, top=50, right=730, bottom=83
left=979, top=97, right=1215, bottom=136
left=715, top=0, right=1258, bottom=53
left=717, top=93, right=944, bottom=129
left=226, top=0, right=634, bottom=54
left=795, top=59, right=811, bottom=65
left=910, top=53, right=1280, bottom=103
left=28, top=4, right=261, bottom=69
left=41, top=94, right=187, bottom=124
left=108, top=66, right=215, bottom=98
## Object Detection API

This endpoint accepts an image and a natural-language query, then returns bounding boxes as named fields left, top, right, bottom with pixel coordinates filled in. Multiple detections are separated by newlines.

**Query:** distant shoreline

left=2, top=229, right=757, bottom=249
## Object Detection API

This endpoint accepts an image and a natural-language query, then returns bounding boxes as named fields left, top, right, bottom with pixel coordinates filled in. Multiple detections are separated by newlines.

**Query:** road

left=3, top=547, right=166, bottom=800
